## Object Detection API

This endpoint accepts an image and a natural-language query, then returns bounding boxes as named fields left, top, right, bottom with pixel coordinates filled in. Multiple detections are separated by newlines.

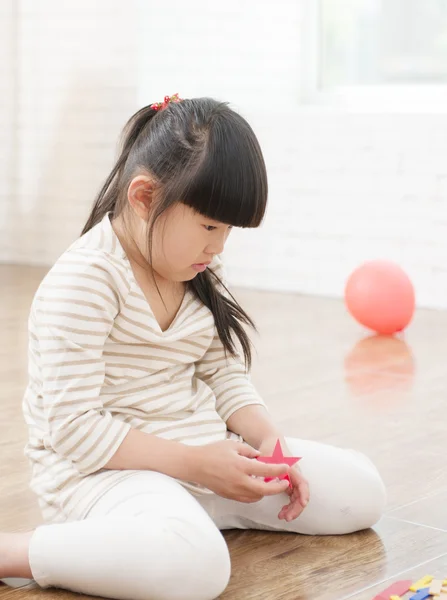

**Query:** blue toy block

left=409, top=587, right=430, bottom=600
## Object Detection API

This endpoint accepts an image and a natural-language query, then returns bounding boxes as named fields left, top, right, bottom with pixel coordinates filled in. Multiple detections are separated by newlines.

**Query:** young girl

left=1, top=94, right=386, bottom=600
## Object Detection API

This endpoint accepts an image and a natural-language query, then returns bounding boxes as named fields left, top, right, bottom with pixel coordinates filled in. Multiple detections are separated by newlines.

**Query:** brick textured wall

left=224, top=112, right=447, bottom=310
left=1, top=0, right=139, bottom=263
left=1, top=1, right=445, bottom=309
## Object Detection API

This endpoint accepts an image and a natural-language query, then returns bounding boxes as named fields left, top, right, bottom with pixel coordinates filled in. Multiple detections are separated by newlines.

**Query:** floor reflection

left=344, top=334, right=415, bottom=400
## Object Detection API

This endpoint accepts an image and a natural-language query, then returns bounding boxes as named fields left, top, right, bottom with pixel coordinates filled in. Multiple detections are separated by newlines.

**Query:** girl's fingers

left=300, top=481, right=310, bottom=506
left=244, top=458, right=291, bottom=480
left=253, top=478, right=290, bottom=497
left=289, top=467, right=310, bottom=507
left=281, top=501, right=304, bottom=522
left=277, top=468, right=310, bottom=521
left=297, top=476, right=310, bottom=506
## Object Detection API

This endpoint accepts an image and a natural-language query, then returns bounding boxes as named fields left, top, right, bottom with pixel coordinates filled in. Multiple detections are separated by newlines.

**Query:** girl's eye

left=204, top=225, right=217, bottom=231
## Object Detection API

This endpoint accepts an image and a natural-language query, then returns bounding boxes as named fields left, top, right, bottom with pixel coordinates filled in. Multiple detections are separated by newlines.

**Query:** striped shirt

left=22, top=212, right=265, bottom=524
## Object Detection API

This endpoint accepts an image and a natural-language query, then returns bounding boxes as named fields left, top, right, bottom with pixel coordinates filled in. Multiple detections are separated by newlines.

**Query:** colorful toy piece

left=409, top=588, right=430, bottom=600
left=372, top=579, right=412, bottom=600
left=372, top=575, right=447, bottom=600
left=429, top=580, right=444, bottom=596
left=410, top=576, right=433, bottom=592
left=255, top=439, right=301, bottom=484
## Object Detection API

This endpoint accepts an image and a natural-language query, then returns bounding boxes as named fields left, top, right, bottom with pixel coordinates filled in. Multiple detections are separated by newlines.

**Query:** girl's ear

left=127, top=175, right=158, bottom=221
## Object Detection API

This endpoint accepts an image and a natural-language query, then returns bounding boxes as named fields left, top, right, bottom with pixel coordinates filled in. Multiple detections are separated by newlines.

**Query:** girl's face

left=150, top=203, right=233, bottom=282
left=122, top=175, right=233, bottom=283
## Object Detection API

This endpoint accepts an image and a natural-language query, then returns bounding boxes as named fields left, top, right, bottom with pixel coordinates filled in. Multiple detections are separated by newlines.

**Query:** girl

left=1, top=95, right=386, bottom=600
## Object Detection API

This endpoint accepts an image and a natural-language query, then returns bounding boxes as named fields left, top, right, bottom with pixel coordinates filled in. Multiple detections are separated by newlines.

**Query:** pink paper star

left=256, top=439, right=302, bottom=484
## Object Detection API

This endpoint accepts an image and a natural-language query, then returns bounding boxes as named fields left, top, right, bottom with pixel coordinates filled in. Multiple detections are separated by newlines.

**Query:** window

left=300, top=0, right=447, bottom=110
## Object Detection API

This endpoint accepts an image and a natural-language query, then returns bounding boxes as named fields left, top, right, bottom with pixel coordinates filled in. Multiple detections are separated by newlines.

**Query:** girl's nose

left=206, top=232, right=227, bottom=256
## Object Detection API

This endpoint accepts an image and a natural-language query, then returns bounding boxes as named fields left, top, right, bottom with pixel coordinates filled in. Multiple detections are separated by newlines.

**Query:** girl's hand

left=258, top=437, right=310, bottom=522
left=188, top=440, right=292, bottom=503
left=278, top=462, right=310, bottom=522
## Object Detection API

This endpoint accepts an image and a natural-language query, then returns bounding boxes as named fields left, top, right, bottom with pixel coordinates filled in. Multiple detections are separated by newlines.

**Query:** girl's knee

left=138, top=517, right=231, bottom=600
left=334, top=452, right=387, bottom=534
left=297, top=449, right=386, bottom=536
left=179, top=520, right=231, bottom=600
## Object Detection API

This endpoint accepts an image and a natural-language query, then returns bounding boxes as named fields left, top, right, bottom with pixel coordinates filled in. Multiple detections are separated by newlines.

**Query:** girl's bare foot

left=0, top=531, right=34, bottom=584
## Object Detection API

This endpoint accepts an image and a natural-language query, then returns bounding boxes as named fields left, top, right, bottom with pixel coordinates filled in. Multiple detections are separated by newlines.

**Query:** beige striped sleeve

left=196, top=256, right=267, bottom=422
left=195, top=332, right=266, bottom=422
left=35, top=253, right=131, bottom=475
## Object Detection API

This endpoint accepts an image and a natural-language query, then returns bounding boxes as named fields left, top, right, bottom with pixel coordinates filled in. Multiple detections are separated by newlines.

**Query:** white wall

left=0, top=0, right=17, bottom=261
left=225, top=111, right=447, bottom=310
left=1, top=0, right=139, bottom=264
left=1, top=1, right=445, bottom=309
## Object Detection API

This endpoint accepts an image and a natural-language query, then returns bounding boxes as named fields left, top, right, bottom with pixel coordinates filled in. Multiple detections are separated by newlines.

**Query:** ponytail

left=81, top=105, right=157, bottom=236
left=191, top=269, right=256, bottom=369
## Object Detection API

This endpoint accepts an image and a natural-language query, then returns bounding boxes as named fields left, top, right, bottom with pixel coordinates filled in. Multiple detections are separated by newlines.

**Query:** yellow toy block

left=390, top=596, right=401, bottom=600
left=430, top=580, right=443, bottom=595
left=410, top=575, right=433, bottom=592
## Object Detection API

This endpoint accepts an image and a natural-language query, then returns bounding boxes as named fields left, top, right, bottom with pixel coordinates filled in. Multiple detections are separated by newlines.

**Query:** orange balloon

left=345, top=261, right=415, bottom=335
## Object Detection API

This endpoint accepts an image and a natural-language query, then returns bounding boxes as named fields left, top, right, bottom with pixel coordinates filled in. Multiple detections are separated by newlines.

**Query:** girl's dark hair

left=82, top=97, right=268, bottom=369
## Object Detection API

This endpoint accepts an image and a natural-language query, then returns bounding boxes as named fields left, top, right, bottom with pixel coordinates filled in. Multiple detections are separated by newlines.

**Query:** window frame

left=298, top=0, right=447, bottom=113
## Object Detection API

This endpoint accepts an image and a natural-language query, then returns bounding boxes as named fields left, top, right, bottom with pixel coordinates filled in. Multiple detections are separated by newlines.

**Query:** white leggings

left=27, top=438, right=386, bottom=600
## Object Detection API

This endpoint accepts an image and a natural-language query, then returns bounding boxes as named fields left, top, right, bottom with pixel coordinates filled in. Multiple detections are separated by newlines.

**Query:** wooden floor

left=2, top=264, right=447, bottom=600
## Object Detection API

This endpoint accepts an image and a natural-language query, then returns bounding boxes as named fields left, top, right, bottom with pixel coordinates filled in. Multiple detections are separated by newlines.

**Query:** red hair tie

left=150, top=93, right=183, bottom=112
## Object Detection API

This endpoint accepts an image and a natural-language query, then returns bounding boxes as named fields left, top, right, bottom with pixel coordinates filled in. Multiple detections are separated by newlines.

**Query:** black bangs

left=178, top=110, right=268, bottom=228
